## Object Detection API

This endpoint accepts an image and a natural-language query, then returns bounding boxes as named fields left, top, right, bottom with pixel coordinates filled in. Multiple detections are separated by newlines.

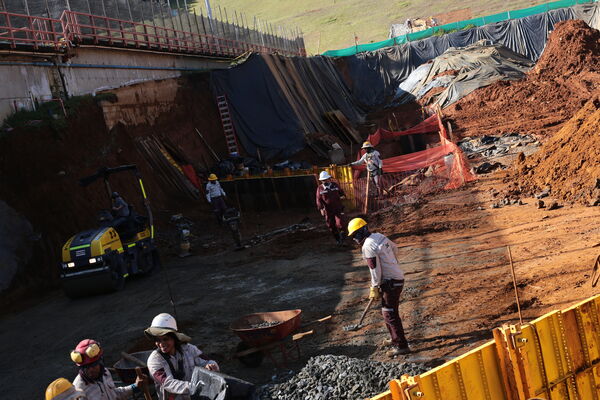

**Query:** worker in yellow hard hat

left=350, top=141, right=384, bottom=196
left=348, top=217, right=411, bottom=357
left=46, top=378, right=87, bottom=400
left=206, top=173, right=227, bottom=223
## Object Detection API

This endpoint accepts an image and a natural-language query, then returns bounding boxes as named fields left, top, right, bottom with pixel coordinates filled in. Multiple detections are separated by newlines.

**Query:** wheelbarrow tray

left=230, top=309, right=302, bottom=347
left=113, top=350, right=153, bottom=384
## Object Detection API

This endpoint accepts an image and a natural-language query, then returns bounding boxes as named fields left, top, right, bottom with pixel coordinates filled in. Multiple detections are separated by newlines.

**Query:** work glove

left=320, top=209, right=326, bottom=217
left=369, top=286, right=381, bottom=300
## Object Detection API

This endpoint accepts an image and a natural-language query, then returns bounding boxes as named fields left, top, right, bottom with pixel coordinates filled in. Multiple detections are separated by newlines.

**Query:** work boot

left=337, top=232, right=344, bottom=246
left=386, top=346, right=411, bottom=358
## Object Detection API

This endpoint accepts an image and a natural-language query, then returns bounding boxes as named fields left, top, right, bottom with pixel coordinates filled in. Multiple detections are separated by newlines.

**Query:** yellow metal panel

left=405, top=341, right=506, bottom=400
left=369, top=391, right=392, bottom=400
left=61, top=236, right=75, bottom=262
left=89, top=228, right=122, bottom=257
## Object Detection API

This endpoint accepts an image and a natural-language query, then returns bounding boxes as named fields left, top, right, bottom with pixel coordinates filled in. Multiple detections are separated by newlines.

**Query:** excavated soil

left=445, top=19, right=600, bottom=138
left=503, top=95, right=600, bottom=205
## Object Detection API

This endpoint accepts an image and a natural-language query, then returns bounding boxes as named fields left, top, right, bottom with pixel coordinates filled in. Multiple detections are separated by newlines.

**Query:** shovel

left=343, top=297, right=374, bottom=331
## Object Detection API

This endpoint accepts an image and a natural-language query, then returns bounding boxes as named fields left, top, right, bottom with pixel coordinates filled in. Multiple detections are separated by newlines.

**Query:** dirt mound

left=446, top=19, right=600, bottom=138
left=507, top=95, right=600, bottom=205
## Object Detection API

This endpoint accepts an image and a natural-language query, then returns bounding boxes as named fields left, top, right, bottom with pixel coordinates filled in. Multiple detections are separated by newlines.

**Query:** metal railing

left=0, top=9, right=305, bottom=57
left=0, top=11, right=64, bottom=50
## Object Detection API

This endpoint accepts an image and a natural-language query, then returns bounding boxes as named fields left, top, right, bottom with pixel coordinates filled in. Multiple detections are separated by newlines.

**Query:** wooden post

left=363, top=169, right=371, bottom=214
left=507, top=246, right=523, bottom=324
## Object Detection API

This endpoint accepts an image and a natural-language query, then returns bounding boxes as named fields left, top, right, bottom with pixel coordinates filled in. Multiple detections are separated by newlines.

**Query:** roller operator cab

left=60, top=165, right=159, bottom=298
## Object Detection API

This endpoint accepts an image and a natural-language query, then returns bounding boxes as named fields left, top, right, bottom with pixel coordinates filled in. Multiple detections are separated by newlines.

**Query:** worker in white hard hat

left=145, top=313, right=255, bottom=399
left=350, top=141, right=384, bottom=195
left=206, top=173, right=227, bottom=224
left=316, top=170, right=347, bottom=245
left=145, top=313, right=220, bottom=400
left=71, top=339, right=147, bottom=399
left=348, top=218, right=411, bottom=358
left=46, top=378, right=87, bottom=400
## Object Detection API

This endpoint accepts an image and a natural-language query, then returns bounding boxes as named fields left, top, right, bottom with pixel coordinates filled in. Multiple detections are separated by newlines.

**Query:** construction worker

left=316, top=170, right=347, bottom=245
left=46, top=378, right=87, bottom=400
left=350, top=141, right=384, bottom=195
left=71, top=339, right=147, bottom=399
left=347, top=218, right=410, bottom=357
left=145, top=313, right=220, bottom=400
left=206, top=174, right=227, bottom=223
left=145, top=313, right=255, bottom=399
left=111, top=192, right=130, bottom=230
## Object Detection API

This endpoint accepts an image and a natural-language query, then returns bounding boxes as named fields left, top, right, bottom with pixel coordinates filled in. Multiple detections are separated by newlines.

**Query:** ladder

left=216, top=95, right=239, bottom=155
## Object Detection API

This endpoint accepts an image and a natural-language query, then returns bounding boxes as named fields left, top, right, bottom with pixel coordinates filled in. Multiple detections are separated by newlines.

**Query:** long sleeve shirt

left=73, top=369, right=133, bottom=400
left=147, top=344, right=219, bottom=400
left=205, top=181, right=226, bottom=202
left=361, top=233, right=404, bottom=287
left=351, top=150, right=383, bottom=172
left=315, top=181, right=345, bottom=213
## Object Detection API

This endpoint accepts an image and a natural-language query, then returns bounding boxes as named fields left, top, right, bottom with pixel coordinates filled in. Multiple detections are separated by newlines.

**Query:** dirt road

left=2, top=176, right=598, bottom=399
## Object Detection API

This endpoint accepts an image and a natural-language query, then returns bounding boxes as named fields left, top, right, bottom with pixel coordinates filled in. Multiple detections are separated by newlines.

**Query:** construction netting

left=327, top=114, right=475, bottom=212
left=323, top=0, right=598, bottom=57
left=328, top=2, right=600, bottom=106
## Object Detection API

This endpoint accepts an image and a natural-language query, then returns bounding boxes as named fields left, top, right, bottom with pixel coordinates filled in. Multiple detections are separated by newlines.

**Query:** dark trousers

left=381, top=280, right=408, bottom=348
left=324, top=209, right=345, bottom=235
left=211, top=196, right=227, bottom=221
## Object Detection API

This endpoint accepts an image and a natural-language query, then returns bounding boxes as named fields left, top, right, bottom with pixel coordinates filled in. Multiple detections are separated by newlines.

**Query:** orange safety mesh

left=349, top=114, right=476, bottom=212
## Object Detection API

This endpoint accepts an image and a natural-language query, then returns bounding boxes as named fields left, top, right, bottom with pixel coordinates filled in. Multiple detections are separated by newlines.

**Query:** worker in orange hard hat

left=206, top=173, right=227, bottom=224
left=46, top=378, right=87, bottom=400
left=71, top=339, right=147, bottom=399
left=350, top=141, right=384, bottom=196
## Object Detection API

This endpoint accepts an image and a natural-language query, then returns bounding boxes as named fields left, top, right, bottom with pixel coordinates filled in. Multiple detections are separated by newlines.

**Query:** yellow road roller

left=60, top=165, right=159, bottom=298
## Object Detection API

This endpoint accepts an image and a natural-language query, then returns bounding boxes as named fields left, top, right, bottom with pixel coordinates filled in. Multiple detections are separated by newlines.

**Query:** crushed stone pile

left=445, top=19, right=600, bottom=138
left=506, top=95, right=600, bottom=205
left=255, top=354, right=426, bottom=400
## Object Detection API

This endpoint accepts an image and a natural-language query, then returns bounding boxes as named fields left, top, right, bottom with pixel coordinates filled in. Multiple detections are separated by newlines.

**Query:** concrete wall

left=0, top=46, right=230, bottom=122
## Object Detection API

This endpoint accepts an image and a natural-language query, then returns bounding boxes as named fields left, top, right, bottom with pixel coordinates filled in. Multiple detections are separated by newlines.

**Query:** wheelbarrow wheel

left=236, top=341, right=264, bottom=367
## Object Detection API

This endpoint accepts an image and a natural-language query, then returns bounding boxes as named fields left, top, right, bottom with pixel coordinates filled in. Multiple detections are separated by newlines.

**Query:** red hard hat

left=70, top=339, right=103, bottom=366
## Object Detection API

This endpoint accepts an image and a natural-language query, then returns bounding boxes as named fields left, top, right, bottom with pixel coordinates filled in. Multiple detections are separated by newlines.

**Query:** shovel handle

left=357, top=297, right=375, bottom=327
left=135, top=367, right=152, bottom=400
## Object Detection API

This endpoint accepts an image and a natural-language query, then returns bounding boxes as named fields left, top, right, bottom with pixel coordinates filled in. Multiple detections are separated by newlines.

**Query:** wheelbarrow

left=230, top=309, right=331, bottom=367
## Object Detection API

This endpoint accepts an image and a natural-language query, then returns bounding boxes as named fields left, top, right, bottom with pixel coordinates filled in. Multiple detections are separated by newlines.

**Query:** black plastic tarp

left=211, top=56, right=306, bottom=160
left=341, top=4, right=598, bottom=107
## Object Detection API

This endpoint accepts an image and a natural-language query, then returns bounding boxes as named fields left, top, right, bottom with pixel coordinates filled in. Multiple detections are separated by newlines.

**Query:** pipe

left=0, top=60, right=208, bottom=71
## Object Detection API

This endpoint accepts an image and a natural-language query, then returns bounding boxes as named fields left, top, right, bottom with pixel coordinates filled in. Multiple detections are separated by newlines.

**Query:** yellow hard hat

left=361, top=141, right=373, bottom=149
left=46, top=378, right=82, bottom=400
left=208, top=174, right=218, bottom=181
left=347, top=218, right=367, bottom=236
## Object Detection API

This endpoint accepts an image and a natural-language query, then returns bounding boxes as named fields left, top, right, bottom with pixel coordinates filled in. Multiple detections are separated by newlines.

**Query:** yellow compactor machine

left=60, top=165, right=159, bottom=298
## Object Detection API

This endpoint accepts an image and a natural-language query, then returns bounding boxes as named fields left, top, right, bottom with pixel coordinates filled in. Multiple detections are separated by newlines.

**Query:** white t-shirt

left=361, top=232, right=404, bottom=287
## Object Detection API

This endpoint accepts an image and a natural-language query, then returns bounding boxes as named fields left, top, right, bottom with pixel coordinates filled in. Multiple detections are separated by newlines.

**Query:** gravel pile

left=255, top=354, right=427, bottom=400
left=250, top=321, right=281, bottom=329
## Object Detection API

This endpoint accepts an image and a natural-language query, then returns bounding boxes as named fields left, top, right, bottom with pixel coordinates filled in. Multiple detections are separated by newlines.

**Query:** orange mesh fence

left=348, top=114, right=476, bottom=212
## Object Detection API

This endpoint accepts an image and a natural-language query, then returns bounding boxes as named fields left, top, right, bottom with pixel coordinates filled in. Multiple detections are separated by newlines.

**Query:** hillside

left=190, top=0, right=542, bottom=54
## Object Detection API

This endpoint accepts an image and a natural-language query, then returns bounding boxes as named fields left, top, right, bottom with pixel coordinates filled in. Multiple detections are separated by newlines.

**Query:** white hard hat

left=144, top=313, right=191, bottom=342
left=319, top=171, right=332, bottom=181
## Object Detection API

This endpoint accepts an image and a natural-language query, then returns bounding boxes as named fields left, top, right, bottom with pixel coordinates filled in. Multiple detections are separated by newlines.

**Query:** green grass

left=189, top=0, right=543, bottom=54
left=1, top=94, right=116, bottom=136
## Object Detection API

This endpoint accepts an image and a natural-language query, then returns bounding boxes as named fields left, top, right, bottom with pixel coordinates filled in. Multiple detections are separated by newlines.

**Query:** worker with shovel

left=350, top=141, right=384, bottom=196
left=206, top=174, right=227, bottom=224
left=71, top=339, right=147, bottom=399
left=347, top=218, right=411, bottom=357
left=316, top=170, right=347, bottom=245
